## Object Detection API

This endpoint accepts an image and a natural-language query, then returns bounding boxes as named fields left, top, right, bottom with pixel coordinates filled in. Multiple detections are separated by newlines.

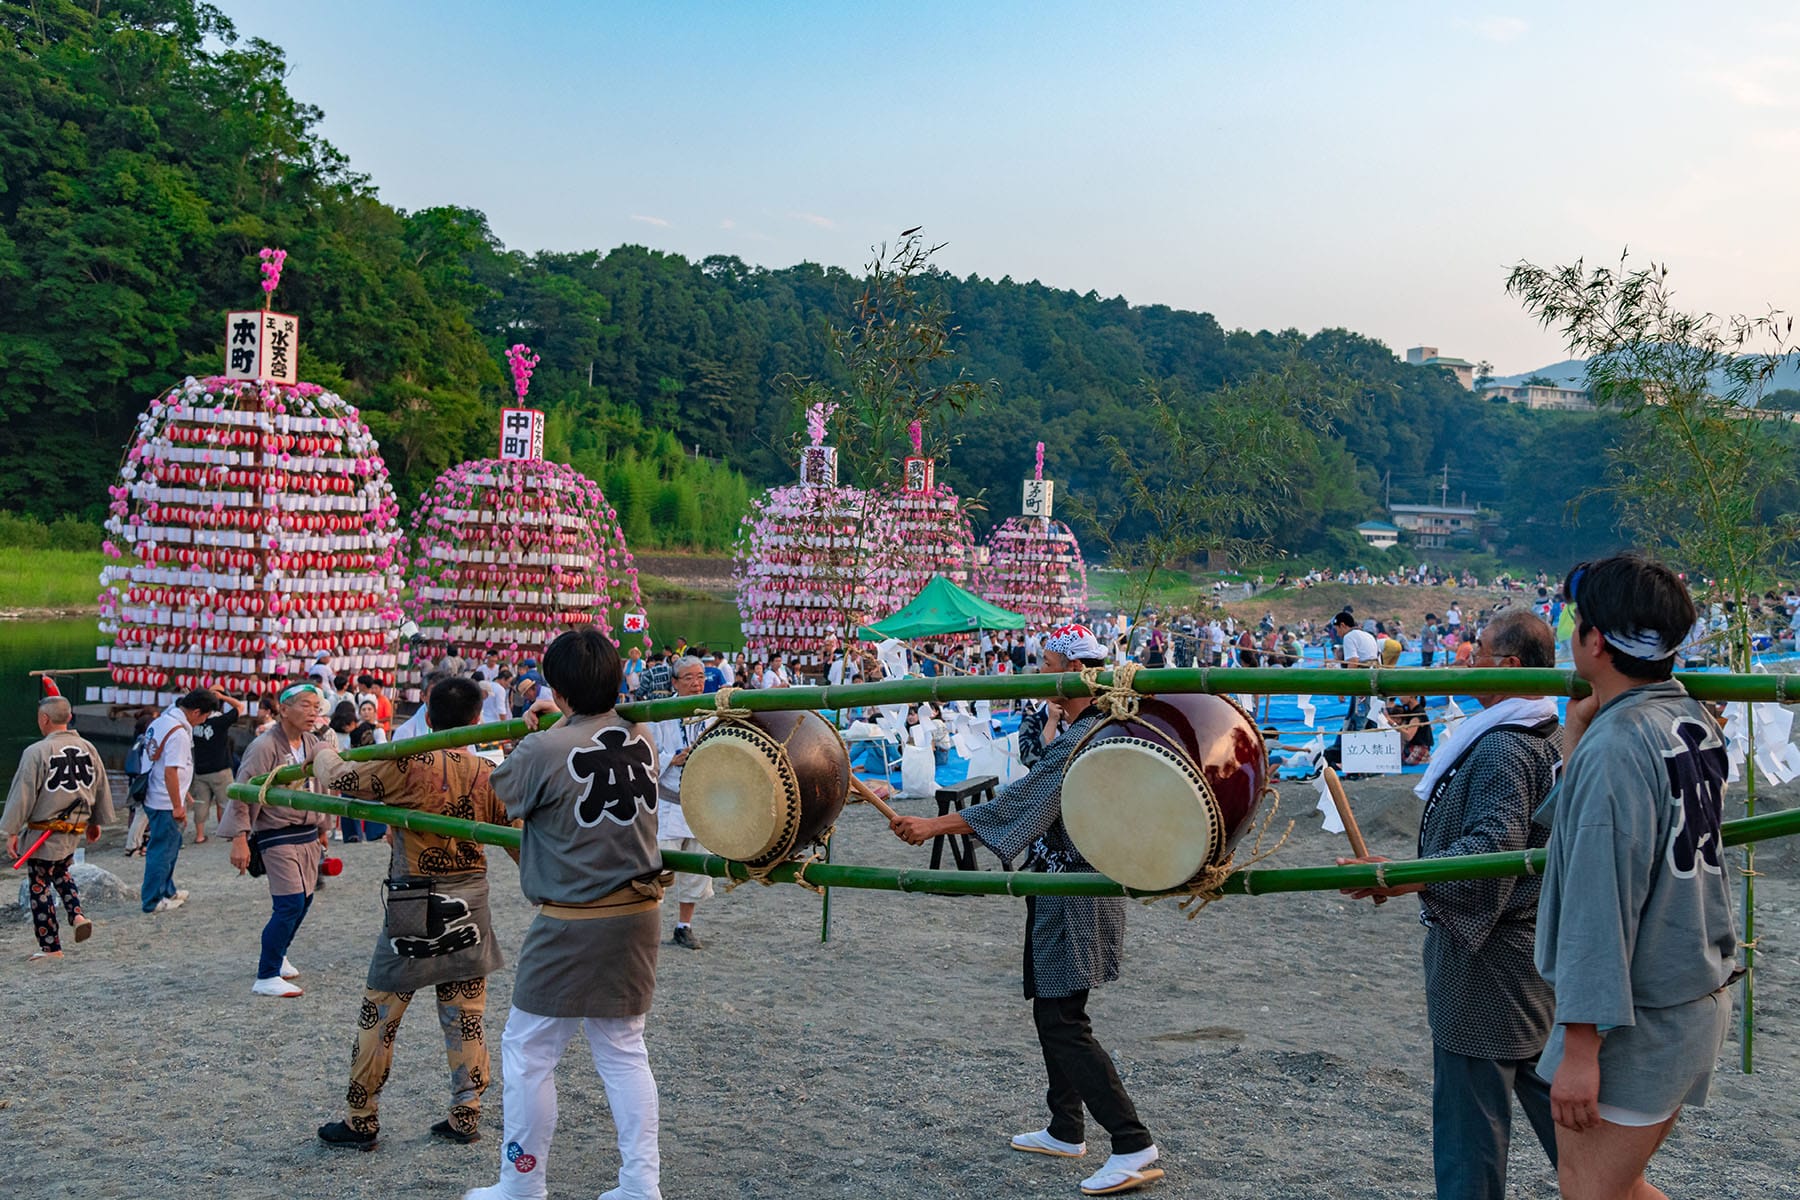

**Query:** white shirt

left=1340, top=628, right=1380, bottom=665
left=143, top=709, right=194, bottom=811
left=715, top=661, right=735, bottom=686
left=827, top=657, right=858, bottom=687
left=392, top=706, right=430, bottom=743
left=651, top=716, right=702, bottom=838
left=480, top=680, right=510, bottom=725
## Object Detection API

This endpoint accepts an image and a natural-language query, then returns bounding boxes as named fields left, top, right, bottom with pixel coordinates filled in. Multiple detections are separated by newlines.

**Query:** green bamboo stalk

left=224, top=781, right=1800, bottom=899
left=271, top=667, right=1800, bottom=780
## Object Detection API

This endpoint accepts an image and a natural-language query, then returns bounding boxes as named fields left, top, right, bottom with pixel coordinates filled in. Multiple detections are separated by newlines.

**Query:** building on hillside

left=1481, top=381, right=1594, bottom=411
left=1406, top=346, right=1477, bottom=390
left=1388, top=502, right=1484, bottom=549
left=1354, top=519, right=1400, bottom=549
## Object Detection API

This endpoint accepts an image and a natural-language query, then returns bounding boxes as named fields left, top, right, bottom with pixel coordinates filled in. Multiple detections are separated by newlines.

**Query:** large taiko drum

left=678, top=710, right=849, bottom=867
left=1059, top=693, right=1270, bottom=890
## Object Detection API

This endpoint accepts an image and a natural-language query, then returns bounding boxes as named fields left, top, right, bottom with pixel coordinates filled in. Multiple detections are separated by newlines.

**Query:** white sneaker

left=153, top=897, right=184, bottom=913
left=252, top=976, right=304, bottom=998
left=1079, top=1146, right=1163, bottom=1195
left=1011, top=1128, right=1087, bottom=1157
left=280, top=957, right=300, bottom=980
left=172, top=889, right=190, bottom=902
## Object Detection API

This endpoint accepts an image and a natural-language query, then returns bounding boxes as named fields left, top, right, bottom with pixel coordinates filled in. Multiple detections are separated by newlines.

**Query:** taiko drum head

left=679, top=709, right=848, bottom=866
left=1060, top=693, right=1269, bottom=891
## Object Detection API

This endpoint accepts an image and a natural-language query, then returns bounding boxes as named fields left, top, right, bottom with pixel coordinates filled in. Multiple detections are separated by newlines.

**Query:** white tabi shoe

left=172, top=889, right=190, bottom=902
left=1079, top=1146, right=1163, bottom=1195
left=251, top=976, right=303, bottom=998
left=152, top=897, right=184, bottom=913
left=279, top=957, right=300, bottom=980
left=1011, top=1129, right=1087, bottom=1157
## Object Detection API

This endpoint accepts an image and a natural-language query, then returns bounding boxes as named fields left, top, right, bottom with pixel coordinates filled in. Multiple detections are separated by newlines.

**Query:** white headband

left=1601, top=627, right=1678, bottom=662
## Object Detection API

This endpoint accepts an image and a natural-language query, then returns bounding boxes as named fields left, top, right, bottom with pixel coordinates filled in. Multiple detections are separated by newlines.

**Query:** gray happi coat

left=962, top=707, right=1124, bottom=999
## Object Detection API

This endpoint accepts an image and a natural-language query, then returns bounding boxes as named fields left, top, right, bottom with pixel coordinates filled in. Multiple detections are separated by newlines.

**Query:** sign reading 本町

left=224, top=311, right=300, bottom=385
left=1022, top=478, right=1055, bottom=518
left=499, top=408, right=546, bottom=461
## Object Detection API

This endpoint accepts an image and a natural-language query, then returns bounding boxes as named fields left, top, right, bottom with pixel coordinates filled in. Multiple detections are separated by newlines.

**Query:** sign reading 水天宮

left=499, top=408, right=546, bottom=461
left=1022, top=478, right=1055, bottom=518
left=1338, top=729, right=1404, bottom=775
left=224, top=311, right=300, bottom=385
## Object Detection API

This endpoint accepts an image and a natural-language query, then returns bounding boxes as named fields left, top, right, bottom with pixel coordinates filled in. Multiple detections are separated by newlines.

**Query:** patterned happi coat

left=962, top=707, right=1125, bottom=999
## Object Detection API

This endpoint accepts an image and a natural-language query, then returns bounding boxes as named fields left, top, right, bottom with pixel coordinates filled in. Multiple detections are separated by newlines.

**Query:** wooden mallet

left=848, top=773, right=902, bottom=823
left=1322, top=766, right=1386, bottom=904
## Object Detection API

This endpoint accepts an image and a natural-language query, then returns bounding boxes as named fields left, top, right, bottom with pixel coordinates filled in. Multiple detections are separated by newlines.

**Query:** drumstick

left=1321, top=767, right=1371, bottom=860
left=848, top=774, right=901, bottom=823
left=11, top=827, right=54, bottom=870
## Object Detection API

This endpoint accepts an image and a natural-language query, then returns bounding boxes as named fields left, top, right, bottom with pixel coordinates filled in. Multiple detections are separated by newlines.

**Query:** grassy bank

left=0, top=547, right=105, bottom=612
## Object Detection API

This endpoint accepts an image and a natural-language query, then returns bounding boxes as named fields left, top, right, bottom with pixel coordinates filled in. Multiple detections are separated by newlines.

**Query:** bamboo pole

left=255, top=666, right=1800, bottom=788
left=223, top=781, right=1800, bottom=899
left=1321, top=768, right=1371, bottom=858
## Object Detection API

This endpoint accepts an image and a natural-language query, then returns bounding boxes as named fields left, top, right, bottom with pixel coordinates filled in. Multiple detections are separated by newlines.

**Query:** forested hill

left=1, top=1, right=1621, bottom=561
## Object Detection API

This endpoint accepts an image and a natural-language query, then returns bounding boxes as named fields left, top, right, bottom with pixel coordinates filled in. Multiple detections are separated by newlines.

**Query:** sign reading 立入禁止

left=224, top=311, right=300, bottom=384
left=1339, top=729, right=1404, bottom=775
left=1022, top=478, right=1055, bottom=518
left=499, top=408, right=546, bottom=461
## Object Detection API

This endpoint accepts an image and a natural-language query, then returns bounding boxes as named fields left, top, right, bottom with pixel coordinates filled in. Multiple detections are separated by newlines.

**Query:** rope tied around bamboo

left=1078, top=661, right=1142, bottom=720
left=685, top=686, right=752, bottom=727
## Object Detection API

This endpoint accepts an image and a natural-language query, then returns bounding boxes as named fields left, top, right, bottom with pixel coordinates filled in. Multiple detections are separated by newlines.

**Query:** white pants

left=466, top=1007, right=660, bottom=1200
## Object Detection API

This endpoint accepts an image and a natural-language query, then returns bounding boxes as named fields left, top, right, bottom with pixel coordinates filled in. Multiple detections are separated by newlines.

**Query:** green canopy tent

left=858, top=575, right=1027, bottom=641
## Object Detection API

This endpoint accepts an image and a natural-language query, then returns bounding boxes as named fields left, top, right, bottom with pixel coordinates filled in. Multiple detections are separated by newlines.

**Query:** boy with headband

left=1536, top=554, right=1739, bottom=1199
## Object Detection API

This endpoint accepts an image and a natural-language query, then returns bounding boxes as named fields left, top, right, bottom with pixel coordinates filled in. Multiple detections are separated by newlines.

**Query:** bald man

left=3, top=697, right=114, bottom=960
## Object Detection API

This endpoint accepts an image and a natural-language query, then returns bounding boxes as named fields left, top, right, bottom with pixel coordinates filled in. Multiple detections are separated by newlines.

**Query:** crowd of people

left=0, top=553, right=1761, bottom=1199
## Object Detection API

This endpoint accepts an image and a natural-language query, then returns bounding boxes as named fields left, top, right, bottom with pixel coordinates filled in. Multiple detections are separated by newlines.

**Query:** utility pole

left=1383, top=469, right=1391, bottom=508
left=1439, top=464, right=1449, bottom=507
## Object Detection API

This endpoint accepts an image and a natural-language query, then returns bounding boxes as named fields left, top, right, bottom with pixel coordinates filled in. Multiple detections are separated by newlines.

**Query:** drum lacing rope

left=1142, top=787, right=1294, bottom=920
left=1076, top=662, right=1143, bottom=720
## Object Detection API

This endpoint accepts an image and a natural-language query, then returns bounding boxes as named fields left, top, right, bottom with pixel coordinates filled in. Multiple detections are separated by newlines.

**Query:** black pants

left=1031, top=993, right=1153, bottom=1153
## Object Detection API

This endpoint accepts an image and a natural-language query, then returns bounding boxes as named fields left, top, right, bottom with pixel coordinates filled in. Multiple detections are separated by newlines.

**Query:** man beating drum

left=890, top=623, right=1163, bottom=1196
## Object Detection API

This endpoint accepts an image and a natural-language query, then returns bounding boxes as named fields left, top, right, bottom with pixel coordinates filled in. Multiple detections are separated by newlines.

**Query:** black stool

left=931, top=775, right=1007, bottom=870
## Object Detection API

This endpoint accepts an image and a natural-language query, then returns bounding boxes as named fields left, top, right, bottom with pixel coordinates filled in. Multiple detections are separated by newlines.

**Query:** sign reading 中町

left=1022, top=478, right=1055, bottom=518
left=499, top=408, right=546, bottom=461
left=903, top=456, right=936, bottom=494
left=1338, top=729, right=1404, bottom=775
left=224, top=311, right=300, bottom=384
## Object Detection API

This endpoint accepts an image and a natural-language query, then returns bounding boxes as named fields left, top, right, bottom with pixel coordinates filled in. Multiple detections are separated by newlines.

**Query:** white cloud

left=791, top=212, right=837, bottom=230
left=630, top=214, right=672, bottom=227
left=1697, top=56, right=1800, bottom=109
left=720, top=217, right=736, bottom=229
left=1471, top=15, right=1527, bottom=43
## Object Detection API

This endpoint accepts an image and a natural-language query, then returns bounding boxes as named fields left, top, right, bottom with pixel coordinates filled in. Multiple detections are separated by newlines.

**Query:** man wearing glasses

left=1339, top=609, right=1564, bottom=1198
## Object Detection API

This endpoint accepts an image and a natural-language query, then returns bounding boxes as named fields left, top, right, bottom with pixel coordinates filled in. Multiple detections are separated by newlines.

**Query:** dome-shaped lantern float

left=978, top=442, right=1089, bottom=626
left=863, top=420, right=977, bottom=613
left=734, top=403, right=908, bottom=673
left=95, top=249, right=407, bottom=706
left=401, top=345, right=648, bottom=700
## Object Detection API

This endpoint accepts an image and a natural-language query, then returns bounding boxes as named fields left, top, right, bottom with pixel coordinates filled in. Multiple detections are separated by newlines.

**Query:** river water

left=0, top=599, right=742, bottom=779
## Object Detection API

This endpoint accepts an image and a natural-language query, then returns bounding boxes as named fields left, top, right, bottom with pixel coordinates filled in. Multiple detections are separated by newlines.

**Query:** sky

left=214, top=0, right=1800, bottom=375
